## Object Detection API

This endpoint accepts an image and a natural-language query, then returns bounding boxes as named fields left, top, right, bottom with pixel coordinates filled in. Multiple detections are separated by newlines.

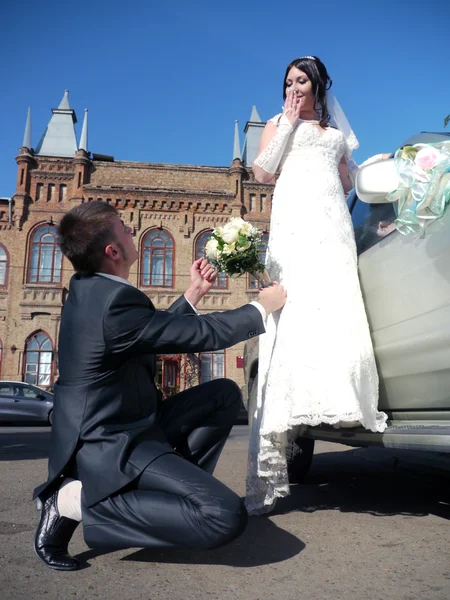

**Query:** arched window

left=249, top=232, right=269, bottom=289
left=0, top=245, right=8, bottom=287
left=141, top=229, right=174, bottom=287
left=195, top=231, right=227, bottom=289
left=28, top=225, right=62, bottom=284
left=24, top=331, right=53, bottom=387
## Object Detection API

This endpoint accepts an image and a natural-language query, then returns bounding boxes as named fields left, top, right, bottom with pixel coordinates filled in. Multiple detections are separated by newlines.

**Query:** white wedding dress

left=245, top=116, right=388, bottom=515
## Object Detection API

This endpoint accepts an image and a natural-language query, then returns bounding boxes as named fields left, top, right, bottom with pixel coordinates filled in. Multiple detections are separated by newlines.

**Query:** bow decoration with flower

left=388, top=142, right=450, bottom=235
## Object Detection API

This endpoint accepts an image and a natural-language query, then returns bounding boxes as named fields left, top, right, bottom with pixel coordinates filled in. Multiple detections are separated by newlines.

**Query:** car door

left=0, top=383, right=17, bottom=421
left=11, top=384, right=48, bottom=422
left=350, top=193, right=450, bottom=412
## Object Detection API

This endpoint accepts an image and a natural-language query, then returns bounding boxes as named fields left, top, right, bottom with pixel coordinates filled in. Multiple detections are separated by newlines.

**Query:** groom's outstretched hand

left=257, top=282, right=287, bottom=315
left=184, top=258, right=218, bottom=307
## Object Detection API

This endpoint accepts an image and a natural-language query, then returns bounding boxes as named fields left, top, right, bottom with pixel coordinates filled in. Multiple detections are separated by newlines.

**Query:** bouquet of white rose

left=205, top=217, right=271, bottom=287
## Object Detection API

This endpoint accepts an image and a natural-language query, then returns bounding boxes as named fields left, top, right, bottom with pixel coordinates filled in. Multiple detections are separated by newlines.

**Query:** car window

left=0, top=384, right=13, bottom=396
left=351, top=197, right=398, bottom=255
left=14, top=385, right=41, bottom=399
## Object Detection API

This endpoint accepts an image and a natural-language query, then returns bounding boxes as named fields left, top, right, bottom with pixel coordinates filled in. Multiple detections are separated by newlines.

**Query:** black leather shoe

left=34, top=485, right=80, bottom=571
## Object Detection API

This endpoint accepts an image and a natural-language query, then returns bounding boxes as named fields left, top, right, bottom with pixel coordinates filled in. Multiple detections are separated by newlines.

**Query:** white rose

left=222, top=243, right=236, bottom=255
left=205, top=238, right=219, bottom=260
left=240, top=222, right=253, bottom=236
left=222, top=224, right=240, bottom=244
left=228, top=217, right=245, bottom=229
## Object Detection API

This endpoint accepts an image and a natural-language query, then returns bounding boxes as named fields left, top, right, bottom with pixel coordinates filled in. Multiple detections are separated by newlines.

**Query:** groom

left=33, top=201, right=286, bottom=571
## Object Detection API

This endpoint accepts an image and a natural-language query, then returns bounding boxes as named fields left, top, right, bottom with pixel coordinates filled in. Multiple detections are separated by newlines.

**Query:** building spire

left=241, top=105, right=265, bottom=167
left=23, top=107, right=32, bottom=149
left=233, top=120, right=241, bottom=160
left=58, top=89, right=71, bottom=110
left=79, top=109, right=88, bottom=151
left=249, top=105, right=262, bottom=123
left=35, top=90, right=78, bottom=158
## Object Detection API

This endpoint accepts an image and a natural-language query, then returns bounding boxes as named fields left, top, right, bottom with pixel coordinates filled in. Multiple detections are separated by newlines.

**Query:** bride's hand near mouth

left=282, top=89, right=302, bottom=126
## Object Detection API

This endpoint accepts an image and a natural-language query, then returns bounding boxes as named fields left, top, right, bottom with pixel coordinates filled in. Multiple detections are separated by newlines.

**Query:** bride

left=246, top=56, right=388, bottom=515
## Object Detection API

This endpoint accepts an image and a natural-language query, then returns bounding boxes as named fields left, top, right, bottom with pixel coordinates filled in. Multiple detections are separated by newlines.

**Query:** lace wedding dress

left=245, top=116, right=388, bottom=516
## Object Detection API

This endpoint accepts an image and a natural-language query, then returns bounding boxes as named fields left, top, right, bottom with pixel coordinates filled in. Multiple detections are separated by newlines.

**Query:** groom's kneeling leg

left=82, top=453, right=247, bottom=550
left=159, top=378, right=242, bottom=474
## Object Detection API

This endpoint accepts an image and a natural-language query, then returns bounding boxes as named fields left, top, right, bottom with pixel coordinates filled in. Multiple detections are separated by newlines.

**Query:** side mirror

left=38, top=394, right=45, bottom=400
left=356, top=159, right=399, bottom=204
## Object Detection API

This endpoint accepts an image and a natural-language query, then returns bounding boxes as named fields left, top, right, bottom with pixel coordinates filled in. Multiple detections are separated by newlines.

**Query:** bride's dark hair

left=283, top=56, right=332, bottom=128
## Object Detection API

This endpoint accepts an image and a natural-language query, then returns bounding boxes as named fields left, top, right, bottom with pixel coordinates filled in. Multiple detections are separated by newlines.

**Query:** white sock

left=57, top=478, right=82, bottom=522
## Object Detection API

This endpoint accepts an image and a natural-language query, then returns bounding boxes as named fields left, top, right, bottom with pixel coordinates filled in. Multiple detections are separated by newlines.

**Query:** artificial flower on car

left=205, top=218, right=271, bottom=286
left=388, top=142, right=450, bottom=235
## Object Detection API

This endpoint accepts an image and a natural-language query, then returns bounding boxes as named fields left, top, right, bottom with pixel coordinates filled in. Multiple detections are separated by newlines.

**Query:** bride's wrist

left=279, top=114, right=295, bottom=131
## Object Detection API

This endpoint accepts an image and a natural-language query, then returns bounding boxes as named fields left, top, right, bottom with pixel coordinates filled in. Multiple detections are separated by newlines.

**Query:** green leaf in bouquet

left=401, top=146, right=419, bottom=161
left=212, top=232, right=224, bottom=245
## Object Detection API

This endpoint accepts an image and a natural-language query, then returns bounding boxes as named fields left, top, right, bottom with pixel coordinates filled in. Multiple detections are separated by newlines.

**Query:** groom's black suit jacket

left=34, top=274, right=264, bottom=507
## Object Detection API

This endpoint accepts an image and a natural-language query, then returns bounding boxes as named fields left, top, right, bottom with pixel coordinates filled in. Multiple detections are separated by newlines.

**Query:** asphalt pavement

left=0, top=424, right=449, bottom=600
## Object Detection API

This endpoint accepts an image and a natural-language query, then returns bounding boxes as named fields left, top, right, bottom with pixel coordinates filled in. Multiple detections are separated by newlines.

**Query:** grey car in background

left=0, top=381, right=54, bottom=425
left=243, top=130, right=450, bottom=482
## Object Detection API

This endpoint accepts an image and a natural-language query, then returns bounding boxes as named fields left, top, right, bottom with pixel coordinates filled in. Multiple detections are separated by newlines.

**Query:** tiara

left=299, top=56, right=315, bottom=60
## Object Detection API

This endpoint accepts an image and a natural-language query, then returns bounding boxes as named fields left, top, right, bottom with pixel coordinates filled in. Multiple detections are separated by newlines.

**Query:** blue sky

left=0, top=0, right=449, bottom=196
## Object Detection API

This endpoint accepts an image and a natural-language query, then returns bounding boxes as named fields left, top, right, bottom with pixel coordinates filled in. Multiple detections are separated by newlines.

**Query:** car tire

left=48, top=410, right=53, bottom=426
left=248, top=373, right=315, bottom=483
left=286, top=436, right=315, bottom=483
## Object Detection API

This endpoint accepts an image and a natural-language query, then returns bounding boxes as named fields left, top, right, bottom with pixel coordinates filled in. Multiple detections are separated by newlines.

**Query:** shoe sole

left=33, top=542, right=80, bottom=572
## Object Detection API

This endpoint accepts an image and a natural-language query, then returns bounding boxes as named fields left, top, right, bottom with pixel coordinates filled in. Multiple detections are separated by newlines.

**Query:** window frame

left=27, top=225, right=62, bottom=284
left=199, top=349, right=226, bottom=383
left=140, top=228, right=175, bottom=288
left=0, top=244, right=8, bottom=288
left=23, top=331, right=54, bottom=388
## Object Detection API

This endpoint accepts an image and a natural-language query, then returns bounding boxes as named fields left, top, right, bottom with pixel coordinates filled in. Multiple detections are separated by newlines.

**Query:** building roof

left=233, top=120, right=241, bottom=160
left=35, top=90, right=78, bottom=158
left=22, top=107, right=32, bottom=149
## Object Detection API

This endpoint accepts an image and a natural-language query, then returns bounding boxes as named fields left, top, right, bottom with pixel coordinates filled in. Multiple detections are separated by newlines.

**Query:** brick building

left=0, top=92, right=273, bottom=395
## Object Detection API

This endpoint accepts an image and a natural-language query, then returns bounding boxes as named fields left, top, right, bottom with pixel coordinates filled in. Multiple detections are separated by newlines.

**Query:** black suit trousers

left=81, top=379, right=248, bottom=550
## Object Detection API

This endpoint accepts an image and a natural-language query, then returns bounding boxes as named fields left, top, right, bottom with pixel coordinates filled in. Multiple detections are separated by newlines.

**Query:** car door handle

left=13, top=399, right=20, bottom=403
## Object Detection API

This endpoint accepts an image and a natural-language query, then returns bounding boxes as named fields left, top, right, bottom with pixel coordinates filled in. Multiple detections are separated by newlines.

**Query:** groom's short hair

left=57, top=201, right=119, bottom=275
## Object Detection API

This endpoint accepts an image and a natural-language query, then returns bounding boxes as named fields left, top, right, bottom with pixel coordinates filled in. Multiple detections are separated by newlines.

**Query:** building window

left=260, top=194, right=267, bottom=212
left=249, top=232, right=269, bottom=289
left=47, top=184, right=55, bottom=202
left=28, top=225, right=62, bottom=284
left=200, top=350, right=225, bottom=382
left=36, top=183, right=43, bottom=201
left=141, top=229, right=174, bottom=287
left=24, top=331, right=53, bottom=387
left=156, top=355, right=181, bottom=398
left=249, top=193, right=256, bottom=212
left=59, top=184, right=67, bottom=202
left=0, top=245, right=8, bottom=287
left=195, top=230, right=227, bottom=289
